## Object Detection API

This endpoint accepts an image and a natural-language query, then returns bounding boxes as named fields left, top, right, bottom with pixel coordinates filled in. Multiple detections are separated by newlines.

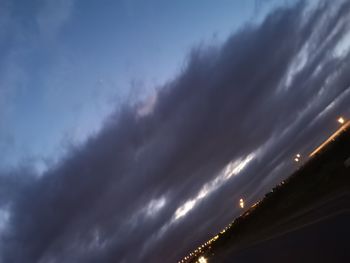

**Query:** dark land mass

left=182, top=126, right=350, bottom=263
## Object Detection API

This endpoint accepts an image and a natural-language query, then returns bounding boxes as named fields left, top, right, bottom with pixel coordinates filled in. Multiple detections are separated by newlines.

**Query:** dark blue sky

left=1, top=0, right=350, bottom=262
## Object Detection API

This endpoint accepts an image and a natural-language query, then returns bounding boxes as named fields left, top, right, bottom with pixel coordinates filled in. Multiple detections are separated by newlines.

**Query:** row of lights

left=294, top=117, right=346, bottom=163
left=179, top=197, right=251, bottom=262
left=178, top=235, right=219, bottom=263
left=179, top=195, right=266, bottom=262
left=179, top=117, right=347, bottom=263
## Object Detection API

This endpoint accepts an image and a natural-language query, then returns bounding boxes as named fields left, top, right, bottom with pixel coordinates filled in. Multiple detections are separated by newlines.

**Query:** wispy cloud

left=174, top=153, right=256, bottom=220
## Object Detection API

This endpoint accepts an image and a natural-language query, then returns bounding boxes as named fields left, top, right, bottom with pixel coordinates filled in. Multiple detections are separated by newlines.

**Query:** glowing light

left=296, top=154, right=301, bottom=158
left=239, top=198, right=244, bottom=209
left=294, top=158, right=299, bottom=162
left=198, top=256, right=208, bottom=263
left=309, top=120, right=350, bottom=157
left=338, top=117, right=345, bottom=124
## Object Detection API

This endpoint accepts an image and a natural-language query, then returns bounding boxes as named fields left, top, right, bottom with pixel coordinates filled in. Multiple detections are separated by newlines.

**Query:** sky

left=0, top=0, right=350, bottom=262
left=0, top=0, right=276, bottom=171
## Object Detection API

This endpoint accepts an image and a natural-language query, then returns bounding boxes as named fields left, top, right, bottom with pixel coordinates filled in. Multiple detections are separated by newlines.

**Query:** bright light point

left=239, top=198, right=244, bottom=209
left=338, top=117, right=345, bottom=124
left=296, top=154, right=301, bottom=158
left=198, top=256, right=207, bottom=263
left=294, top=158, right=299, bottom=162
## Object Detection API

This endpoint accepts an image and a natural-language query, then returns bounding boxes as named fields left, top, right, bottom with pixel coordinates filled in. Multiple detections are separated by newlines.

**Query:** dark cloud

left=1, top=1, right=350, bottom=262
left=0, top=167, right=36, bottom=208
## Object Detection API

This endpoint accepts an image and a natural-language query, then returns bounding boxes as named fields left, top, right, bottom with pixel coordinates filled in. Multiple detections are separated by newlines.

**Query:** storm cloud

left=1, top=1, right=350, bottom=262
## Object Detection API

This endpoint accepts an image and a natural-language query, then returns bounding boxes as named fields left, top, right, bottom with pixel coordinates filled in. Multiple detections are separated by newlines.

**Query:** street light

left=239, top=198, right=244, bottom=209
left=294, top=153, right=301, bottom=163
left=338, top=117, right=345, bottom=125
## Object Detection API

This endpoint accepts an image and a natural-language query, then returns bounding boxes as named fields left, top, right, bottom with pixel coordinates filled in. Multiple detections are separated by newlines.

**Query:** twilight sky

left=1, top=0, right=350, bottom=262
left=0, top=0, right=278, bottom=171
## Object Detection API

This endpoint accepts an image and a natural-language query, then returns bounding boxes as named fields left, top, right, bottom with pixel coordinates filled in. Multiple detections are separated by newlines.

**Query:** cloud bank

left=1, top=1, right=350, bottom=262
